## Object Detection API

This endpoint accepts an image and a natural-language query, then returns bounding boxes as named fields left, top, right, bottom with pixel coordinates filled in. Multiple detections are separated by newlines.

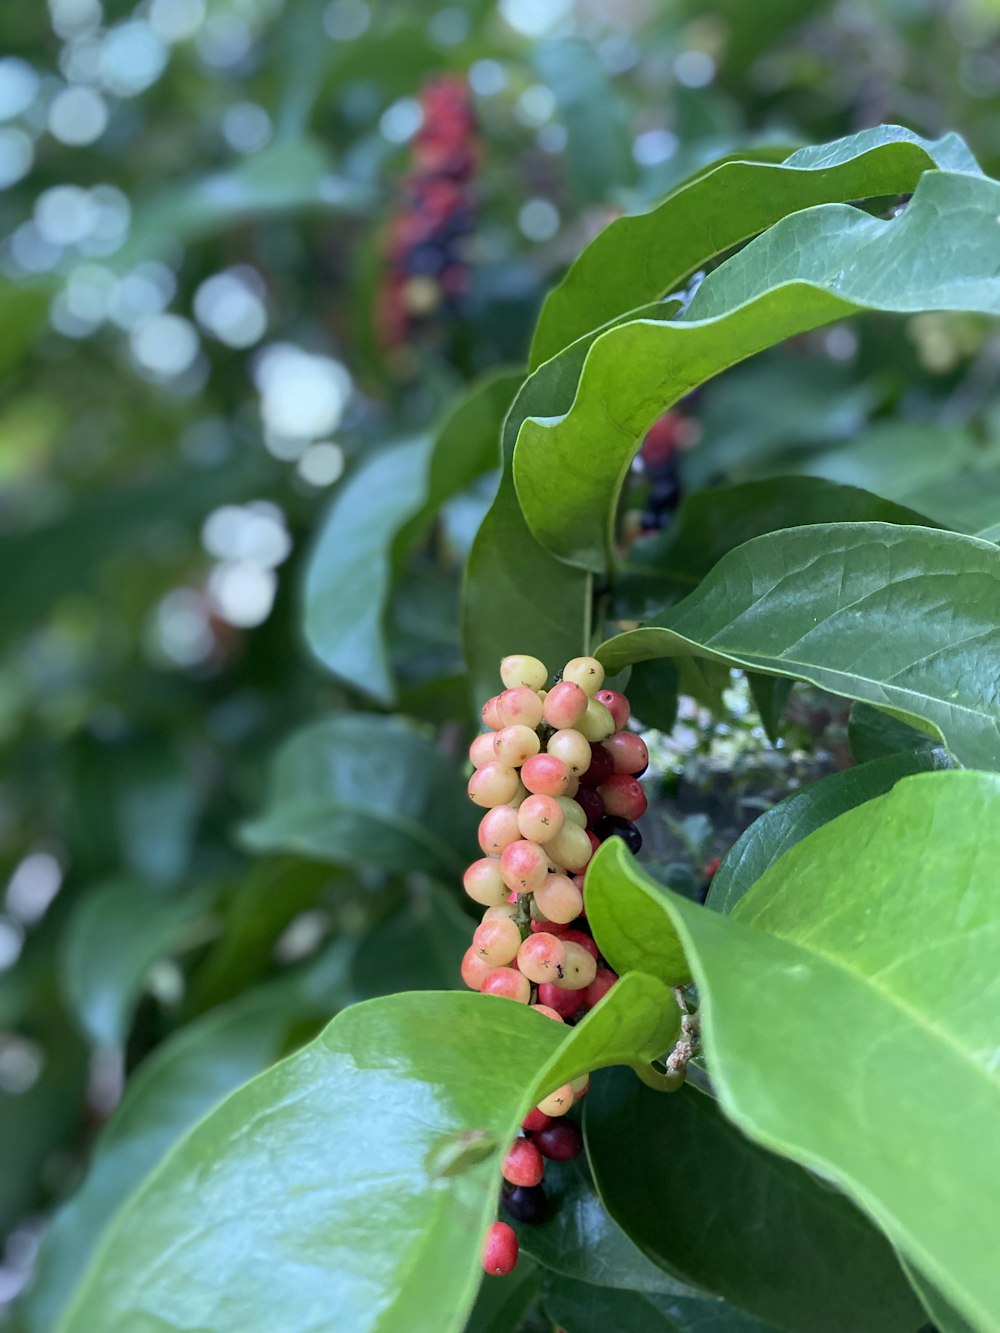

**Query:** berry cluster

left=464, top=654, right=649, bottom=1278
left=377, top=75, right=477, bottom=347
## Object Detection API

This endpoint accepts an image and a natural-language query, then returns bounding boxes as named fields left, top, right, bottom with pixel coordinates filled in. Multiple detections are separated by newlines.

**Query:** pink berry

left=542, top=681, right=588, bottom=729
left=561, top=928, right=599, bottom=960
left=596, top=689, right=630, bottom=729
left=521, top=753, right=572, bottom=797
left=499, top=839, right=549, bottom=893
left=534, top=874, right=584, bottom=925
left=480, top=967, right=531, bottom=1003
left=530, top=1003, right=565, bottom=1022
left=598, top=774, right=648, bottom=821
left=517, top=932, right=565, bottom=983
left=532, top=1120, right=582, bottom=1161
left=517, top=794, right=564, bottom=843
left=469, top=732, right=499, bottom=768
left=580, top=743, right=614, bottom=787
left=478, top=805, right=521, bottom=856
left=481, top=696, right=503, bottom=730
left=482, top=1220, right=518, bottom=1276
left=472, top=917, right=521, bottom=966
left=604, top=731, right=648, bottom=776
left=496, top=687, right=544, bottom=729
left=468, top=762, right=520, bottom=808
left=502, top=1137, right=544, bottom=1187
left=463, top=858, right=509, bottom=907
left=461, top=947, right=492, bottom=990
left=493, top=724, right=541, bottom=767
left=583, top=967, right=618, bottom=1008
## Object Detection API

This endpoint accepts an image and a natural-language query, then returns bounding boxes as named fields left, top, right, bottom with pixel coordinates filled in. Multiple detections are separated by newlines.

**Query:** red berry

left=521, top=753, right=572, bottom=797
left=580, top=743, right=614, bottom=787
left=537, top=981, right=585, bottom=1018
left=598, top=774, right=648, bottom=821
left=502, top=1137, right=544, bottom=1187
left=543, top=680, right=589, bottom=729
left=522, top=1107, right=551, bottom=1132
left=604, top=730, right=648, bottom=777
left=482, top=1220, right=518, bottom=1276
left=532, top=1119, right=583, bottom=1161
left=586, top=829, right=601, bottom=856
left=595, top=689, right=630, bottom=729
left=530, top=917, right=571, bottom=934
left=480, top=967, right=531, bottom=1003
left=574, top=787, right=605, bottom=828
left=583, top=966, right=618, bottom=1008
left=704, top=856, right=722, bottom=878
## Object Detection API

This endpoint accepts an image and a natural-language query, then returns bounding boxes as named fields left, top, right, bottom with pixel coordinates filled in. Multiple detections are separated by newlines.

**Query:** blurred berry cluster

left=378, top=76, right=478, bottom=346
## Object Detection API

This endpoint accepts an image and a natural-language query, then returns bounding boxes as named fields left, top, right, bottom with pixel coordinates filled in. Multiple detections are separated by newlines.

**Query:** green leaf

left=585, top=1074, right=924, bottom=1333
left=598, top=523, right=1000, bottom=771
left=59, top=977, right=678, bottom=1333
left=901, top=1261, right=978, bottom=1333
left=518, top=1157, right=700, bottom=1296
left=464, top=1255, right=541, bottom=1333
left=585, top=837, right=692, bottom=986
left=21, top=949, right=352, bottom=1333
left=349, top=886, right=471, bottom=996
left=305, top=373, right=518, bottom=705
left=240, top=714, right=479, bottom=879
left=746, top=674, right=791, bottom=745
left=706, top=748, right=950, bottom=914
left=848, top=702, right=941, bottom=765
left=651, top=770, right=1000, bottom=1330
left=529, top=125, right=977, bottom=368
left=620, top=657, right=679, bottom=733
left=617, top=477, right=938, bottom=622
left=540, top=1271, right=781, bottom=1333
left=61, top=880, right=211, bottom=1048
left=516, top=169, right=1000, bottom=573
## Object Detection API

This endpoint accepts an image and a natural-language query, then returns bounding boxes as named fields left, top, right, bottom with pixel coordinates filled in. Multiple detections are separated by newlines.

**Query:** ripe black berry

left=501, top=1182, right=548, bottom=1225
left=595, top=815, right=642, bottom=854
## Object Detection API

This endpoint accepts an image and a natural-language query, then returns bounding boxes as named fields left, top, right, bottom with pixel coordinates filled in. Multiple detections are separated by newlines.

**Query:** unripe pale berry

left=546, top=822, right=593, bottom=873
left=564, top=774, right=580, bottom=798
left=533, top=874, right=584, bottom=925
left=521, top=753, right=572, bottom=797
left=537, top=981, right=585, bottom=1018
left=542, top=680, right=588, bottom=729
left=596, top=689, right=630, bottom=730
left=545, top=728, right=592, bottom=776
left=502, top=1137, right=544, bottom=1187
left=530, top=1003, right=565, bottom=1022
left=500, top=654, right=548, bottom=691
left=496, top=687, right=544, bottom=730
left=468, top=762, right=520, bottom=808
left=469, top=732, right=499, bottom=768
left=570, top=1073, right=590, bottom=1096
left=481, top=696, right=503, bottom=730
left=561, top=928, right=599, bottom=960
left=478, top=805, right=521, bottom=856
left=556, top=796, right=587, bottom=829
left=493, top=724, right=541, bottom=767
left=472, top=916, right=521, bottom=966
left=580, top=742, right=615, bottom=787
left=482, top=1220, right=518, bottom=1276
left=599, top=774, right=648, bottom=821
left=517, top=794, right=564, bottom=844
left=461, top=947, right=493, bottom=990
left=500, top=839, right=550, bottom=893
left=604, top=730, right=649, bottom=776
left=481, top=967, right=531, bottom=1003
left=562, top=656, right=605, bottom=696
left=482, top=903, right=519, bottom=923
left=554, top=940, right=598, bottom=990
left=536, top=1082, right=574, bottom=1117
left=517, top=932, right=565, bottom=983
left=463, top=858, right=509, bottom=907
left=577, top=696, right=616, bottom=742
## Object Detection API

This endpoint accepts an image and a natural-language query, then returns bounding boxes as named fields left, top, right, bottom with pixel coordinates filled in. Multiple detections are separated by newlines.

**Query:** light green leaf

left=61, top=880, right=211, bottom=1049
left=305, top=373, right=518, bottom=705
left=529, top=125, right=977, bottom=368
left=598, top=523, right=1000, bottom=771
left=586, top=1074, right=924, bottom=1333
left=516, top=169, right=1000, bottom=572
left=652, top=770, right=1000, bottom=1330
left=240, top=714, right=479, bottom=878
left=706, top=749, right=950, bottom=914
left=59, top=977, right=677, bottom=1333
left=585, top=837, right=691, bottom=986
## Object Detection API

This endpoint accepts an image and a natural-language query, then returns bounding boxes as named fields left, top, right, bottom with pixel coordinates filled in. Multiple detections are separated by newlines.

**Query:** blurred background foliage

left=2, top=0, right=1000, bottom=1320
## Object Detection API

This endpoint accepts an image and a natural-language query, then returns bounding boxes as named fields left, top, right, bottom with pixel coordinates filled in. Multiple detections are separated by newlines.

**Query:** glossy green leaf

left=585, top=837, right=692, bottom=986
left=22, top=946, right=353, bottom=1333
left=305, top=373, right=518, bottom=704
left=349, top=886, right=471, bottom=996
left=902, top=1261, right=978, bottom=1333
left=465, top=1255, right=541, bottom=1333
left=240, top=714, right=479, bottom=878
left=847, top=702, right=939, bottom=764
left=617, top=477, right=937, bottom=622
left=518, top=1157, right=700, bottom=1296
left=59, top=977, right=677, bottom=1333
left=61, top=880, right=211, bottom=1048
left=621, top=657, right=679, bottom=733
left=599, top=523, right=1000, bottom=771
left=516, top=169, right=1000, bottom=572
left=529, top=125, right=977, bottom=367
left=706, top=748, right=949, bottom=914
left=650, top=771, right=1000, bottom=1330
left=541, top=1271, right=781, bottom=1333
left=586, top=1074, right=924, bottom=1333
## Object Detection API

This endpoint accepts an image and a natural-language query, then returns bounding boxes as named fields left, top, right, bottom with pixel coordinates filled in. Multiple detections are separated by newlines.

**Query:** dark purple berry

left=501, top=1182, right=548, bottom=1225
left=595, top=815, right=642, bottom=855
left=532, top=1120, right=582, bottom=1161
left=574, top=786, right=605, bottom=828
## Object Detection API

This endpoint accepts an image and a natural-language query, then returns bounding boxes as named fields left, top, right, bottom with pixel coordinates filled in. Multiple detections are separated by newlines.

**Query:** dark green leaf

left=349, top=886, right=471, bottom=997
left=464, top=1255, right=541, bottom=1333
left=848, top=702, right=941, bottom=765
left=240, top=714, right=479, bottom=878
left=599, top=523, right=1000, bottom=771
left=622, top=658, right=679, bottom=733
left=541, top=1271, right=781, bottom=1333
left=586, top=1073, right=923, bottom=1333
